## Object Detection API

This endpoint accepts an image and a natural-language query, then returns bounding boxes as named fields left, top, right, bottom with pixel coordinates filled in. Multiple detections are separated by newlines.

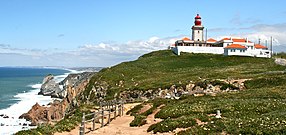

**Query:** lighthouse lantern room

left=192, top=14, right=204, bottom=42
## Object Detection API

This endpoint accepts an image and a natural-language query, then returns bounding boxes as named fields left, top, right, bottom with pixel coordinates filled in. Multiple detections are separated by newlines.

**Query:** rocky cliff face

left=20, top=72, right=95, bottom=125
left=38, top=74, right=62, bottom=96
left=83, top=77, right=247, bottom=103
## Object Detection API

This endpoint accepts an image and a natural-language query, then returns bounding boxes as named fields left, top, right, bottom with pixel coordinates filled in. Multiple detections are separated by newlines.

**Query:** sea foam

left=0, top=69, right=72, bottom=135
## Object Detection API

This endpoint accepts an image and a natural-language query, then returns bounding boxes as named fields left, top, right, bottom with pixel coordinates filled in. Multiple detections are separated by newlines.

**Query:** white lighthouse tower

left=192, top=14, right=204, bottom=41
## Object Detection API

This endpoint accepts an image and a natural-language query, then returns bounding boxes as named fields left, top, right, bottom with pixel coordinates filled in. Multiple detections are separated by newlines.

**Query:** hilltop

left=17, top=50, right=286, bottom=134
left=83, top=50, right=284, bottom=101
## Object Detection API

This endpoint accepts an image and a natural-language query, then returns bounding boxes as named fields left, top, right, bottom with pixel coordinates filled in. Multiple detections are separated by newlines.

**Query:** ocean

left=0, top=67, right=71, bottom=134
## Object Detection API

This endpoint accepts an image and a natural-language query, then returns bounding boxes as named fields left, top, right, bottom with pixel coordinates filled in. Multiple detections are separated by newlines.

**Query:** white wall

left=192, top=29, right=204, bottom=41
left=224, top=49, right=251, bottom=57
left=224, top=48, right=271, bottom=58
left=172, top=46, right=224, bottom=55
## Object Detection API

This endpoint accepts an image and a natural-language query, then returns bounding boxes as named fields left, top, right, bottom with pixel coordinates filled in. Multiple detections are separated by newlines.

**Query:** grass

left=84, top=50, right=285, bottom=101
left=145, top=74, right=286, bottom=134
left=126, top=104, right=143, bottom=116
left=129, top=115, right=147, bottom=127
left=129, top=99, right=166, bottom=127
left=82, top=50, right=286, bottom=134
left=274, top=52, right=286, bottom=59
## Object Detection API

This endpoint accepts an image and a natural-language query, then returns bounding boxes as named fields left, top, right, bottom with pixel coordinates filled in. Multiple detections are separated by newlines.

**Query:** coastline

left=0, top=67, right=74, bottom=135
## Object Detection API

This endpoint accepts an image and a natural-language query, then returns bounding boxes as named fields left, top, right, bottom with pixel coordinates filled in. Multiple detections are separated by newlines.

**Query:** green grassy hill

left=85, top=50, right=286, bottom=134
left=84, top=50, right=284, bottom=100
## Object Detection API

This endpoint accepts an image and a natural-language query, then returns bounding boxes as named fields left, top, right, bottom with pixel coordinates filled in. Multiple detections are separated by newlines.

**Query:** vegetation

left=85, top=50, right=284, bottom=100
left=145, top=74, right=286, bottom=134
left=17, top=50, right=286, bottom=134
left=16, top=106, right=92, bottom=135
left=126, top=104, right=143, bottom=116
left=129, top=99, right=166, bottom=127
left=130, top=115, right=147, bottom=127
left=274, top=52, right=286, bottom=59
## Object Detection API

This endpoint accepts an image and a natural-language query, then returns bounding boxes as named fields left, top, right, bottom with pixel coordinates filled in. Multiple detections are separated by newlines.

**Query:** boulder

left=38, top=74, right=61, bottom=96
left=19, top=103, right=48, bottom=126
left=185, top=83, right=195, bottom=91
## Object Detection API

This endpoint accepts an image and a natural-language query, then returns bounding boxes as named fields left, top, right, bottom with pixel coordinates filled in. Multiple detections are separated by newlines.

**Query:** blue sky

left=1, top=0, right=286, bottom=67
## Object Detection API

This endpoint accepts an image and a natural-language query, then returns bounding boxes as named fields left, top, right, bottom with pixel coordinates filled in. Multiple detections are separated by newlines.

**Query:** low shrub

left=126, top=104, right=143, bottom=116
left=129, top=115, right=147, bottom=127
left=147, top=117, right=196, bottom=133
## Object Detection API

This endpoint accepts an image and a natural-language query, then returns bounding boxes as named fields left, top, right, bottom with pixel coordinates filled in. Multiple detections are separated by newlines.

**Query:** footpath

left=55, top=103, right=173, bottom=135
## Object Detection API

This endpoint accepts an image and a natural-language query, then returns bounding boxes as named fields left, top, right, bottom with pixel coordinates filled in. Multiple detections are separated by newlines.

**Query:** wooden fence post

left=93, top=111, right=96, bottom=131
left=101, top=106, right=104, bottom=127
left=119, top=104, right=122, bottom=117
left=108, top=106, right=111, bottom=124
left=114, top=102, right=117, bottom=119
left=121, top=100, right=124, bottom=116
left=79, top=113, right=85, bottom=135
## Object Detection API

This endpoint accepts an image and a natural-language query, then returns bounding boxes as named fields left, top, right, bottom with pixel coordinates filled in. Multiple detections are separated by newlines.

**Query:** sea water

left=0, top=67, right=72, bottom=134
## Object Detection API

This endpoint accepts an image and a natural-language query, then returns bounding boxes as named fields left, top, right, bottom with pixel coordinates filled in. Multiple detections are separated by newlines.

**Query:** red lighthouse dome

left=194, top=14, right=202, bottom=26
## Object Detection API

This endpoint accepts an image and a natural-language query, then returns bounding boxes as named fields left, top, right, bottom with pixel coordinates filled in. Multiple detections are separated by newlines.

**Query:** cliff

left=20, top=72, right=95, bottom=125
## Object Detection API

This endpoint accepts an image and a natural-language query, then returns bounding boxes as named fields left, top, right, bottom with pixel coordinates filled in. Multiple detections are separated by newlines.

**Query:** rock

left=0, top=114, right=4, bottom=117
left=51, top=89, right=67, bottom=98
left=185, top=83, right=195, bottom=91
left=165, top=93, right=171, bottom=99
left=193, top=86, right=203, bottom=91
left=3, top=115, right=9, bottom=118
left=193, top=93, right=204, bottom=97
left=19, top=103, right=48, bottom=125
left=169, top=85, right=176, bottom=92
left=21, top=72, right=95, bottom=125
left=158, top=89, right=168, bottom=98
left=38, top=74, right=61, bottom=96
left=275, top=58, right=286, bottom=66
left=130, top=92, right=139, bottom=98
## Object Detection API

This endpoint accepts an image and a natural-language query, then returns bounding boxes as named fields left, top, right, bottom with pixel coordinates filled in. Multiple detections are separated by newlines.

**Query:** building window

left=231, top=49, right=235, bottom=52
left=198, top=39, right=200, bottom=41
left=240, top=50, right=245, bottom=53
left=198, top=31, right=200, bottom=34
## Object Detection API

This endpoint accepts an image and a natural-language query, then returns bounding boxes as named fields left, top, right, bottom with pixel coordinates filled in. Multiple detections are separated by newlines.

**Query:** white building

left=171, top=14, right=271, bottom=58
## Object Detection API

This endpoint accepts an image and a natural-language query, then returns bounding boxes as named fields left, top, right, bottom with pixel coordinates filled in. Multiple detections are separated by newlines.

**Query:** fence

left=79, top=100, right=124, bottom=135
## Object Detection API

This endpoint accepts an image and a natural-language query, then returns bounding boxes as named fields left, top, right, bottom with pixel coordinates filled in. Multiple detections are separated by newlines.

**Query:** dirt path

left=275, top=58, right=286, bottom=66
left=55, top=103, right=173, bottom=135
left=86, top=104, right=172, bottom=135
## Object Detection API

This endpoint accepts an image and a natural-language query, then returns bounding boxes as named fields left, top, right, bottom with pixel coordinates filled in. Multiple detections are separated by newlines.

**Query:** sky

left=1, top=0, right=286, bottom=67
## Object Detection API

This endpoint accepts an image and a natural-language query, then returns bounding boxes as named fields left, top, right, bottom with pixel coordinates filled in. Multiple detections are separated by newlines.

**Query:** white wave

left=28, top=83, right=42, bottom=89
left=0, top=69, right=76, bottom=134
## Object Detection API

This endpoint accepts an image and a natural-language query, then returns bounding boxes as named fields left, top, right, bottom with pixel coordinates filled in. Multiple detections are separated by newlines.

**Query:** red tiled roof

left=225, top=44, right=247, bottom=49
left=255, top=44, right=267, bottom=49
left=182, top=37, right=191, bottom=41
left=221, top=38, right=230, bottom=41
left=232, top=39, right=247, bottom=42
left=220, top=38, right=252, bottom=43
left=207, top=38, right=217, bottom=42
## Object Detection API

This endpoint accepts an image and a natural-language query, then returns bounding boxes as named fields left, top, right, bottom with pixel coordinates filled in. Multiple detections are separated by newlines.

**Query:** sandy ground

left=55, top=103, right=173, bottom=135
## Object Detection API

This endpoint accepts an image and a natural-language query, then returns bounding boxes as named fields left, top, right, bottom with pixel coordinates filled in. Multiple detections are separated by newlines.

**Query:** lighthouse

left=192, top=14, right=204, bottom=42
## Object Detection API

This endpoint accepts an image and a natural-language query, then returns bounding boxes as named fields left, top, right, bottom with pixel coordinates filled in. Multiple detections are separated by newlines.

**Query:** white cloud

left=0, top=36, right=181, bottom=67
left=213, top=23, right=286, bottom=47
